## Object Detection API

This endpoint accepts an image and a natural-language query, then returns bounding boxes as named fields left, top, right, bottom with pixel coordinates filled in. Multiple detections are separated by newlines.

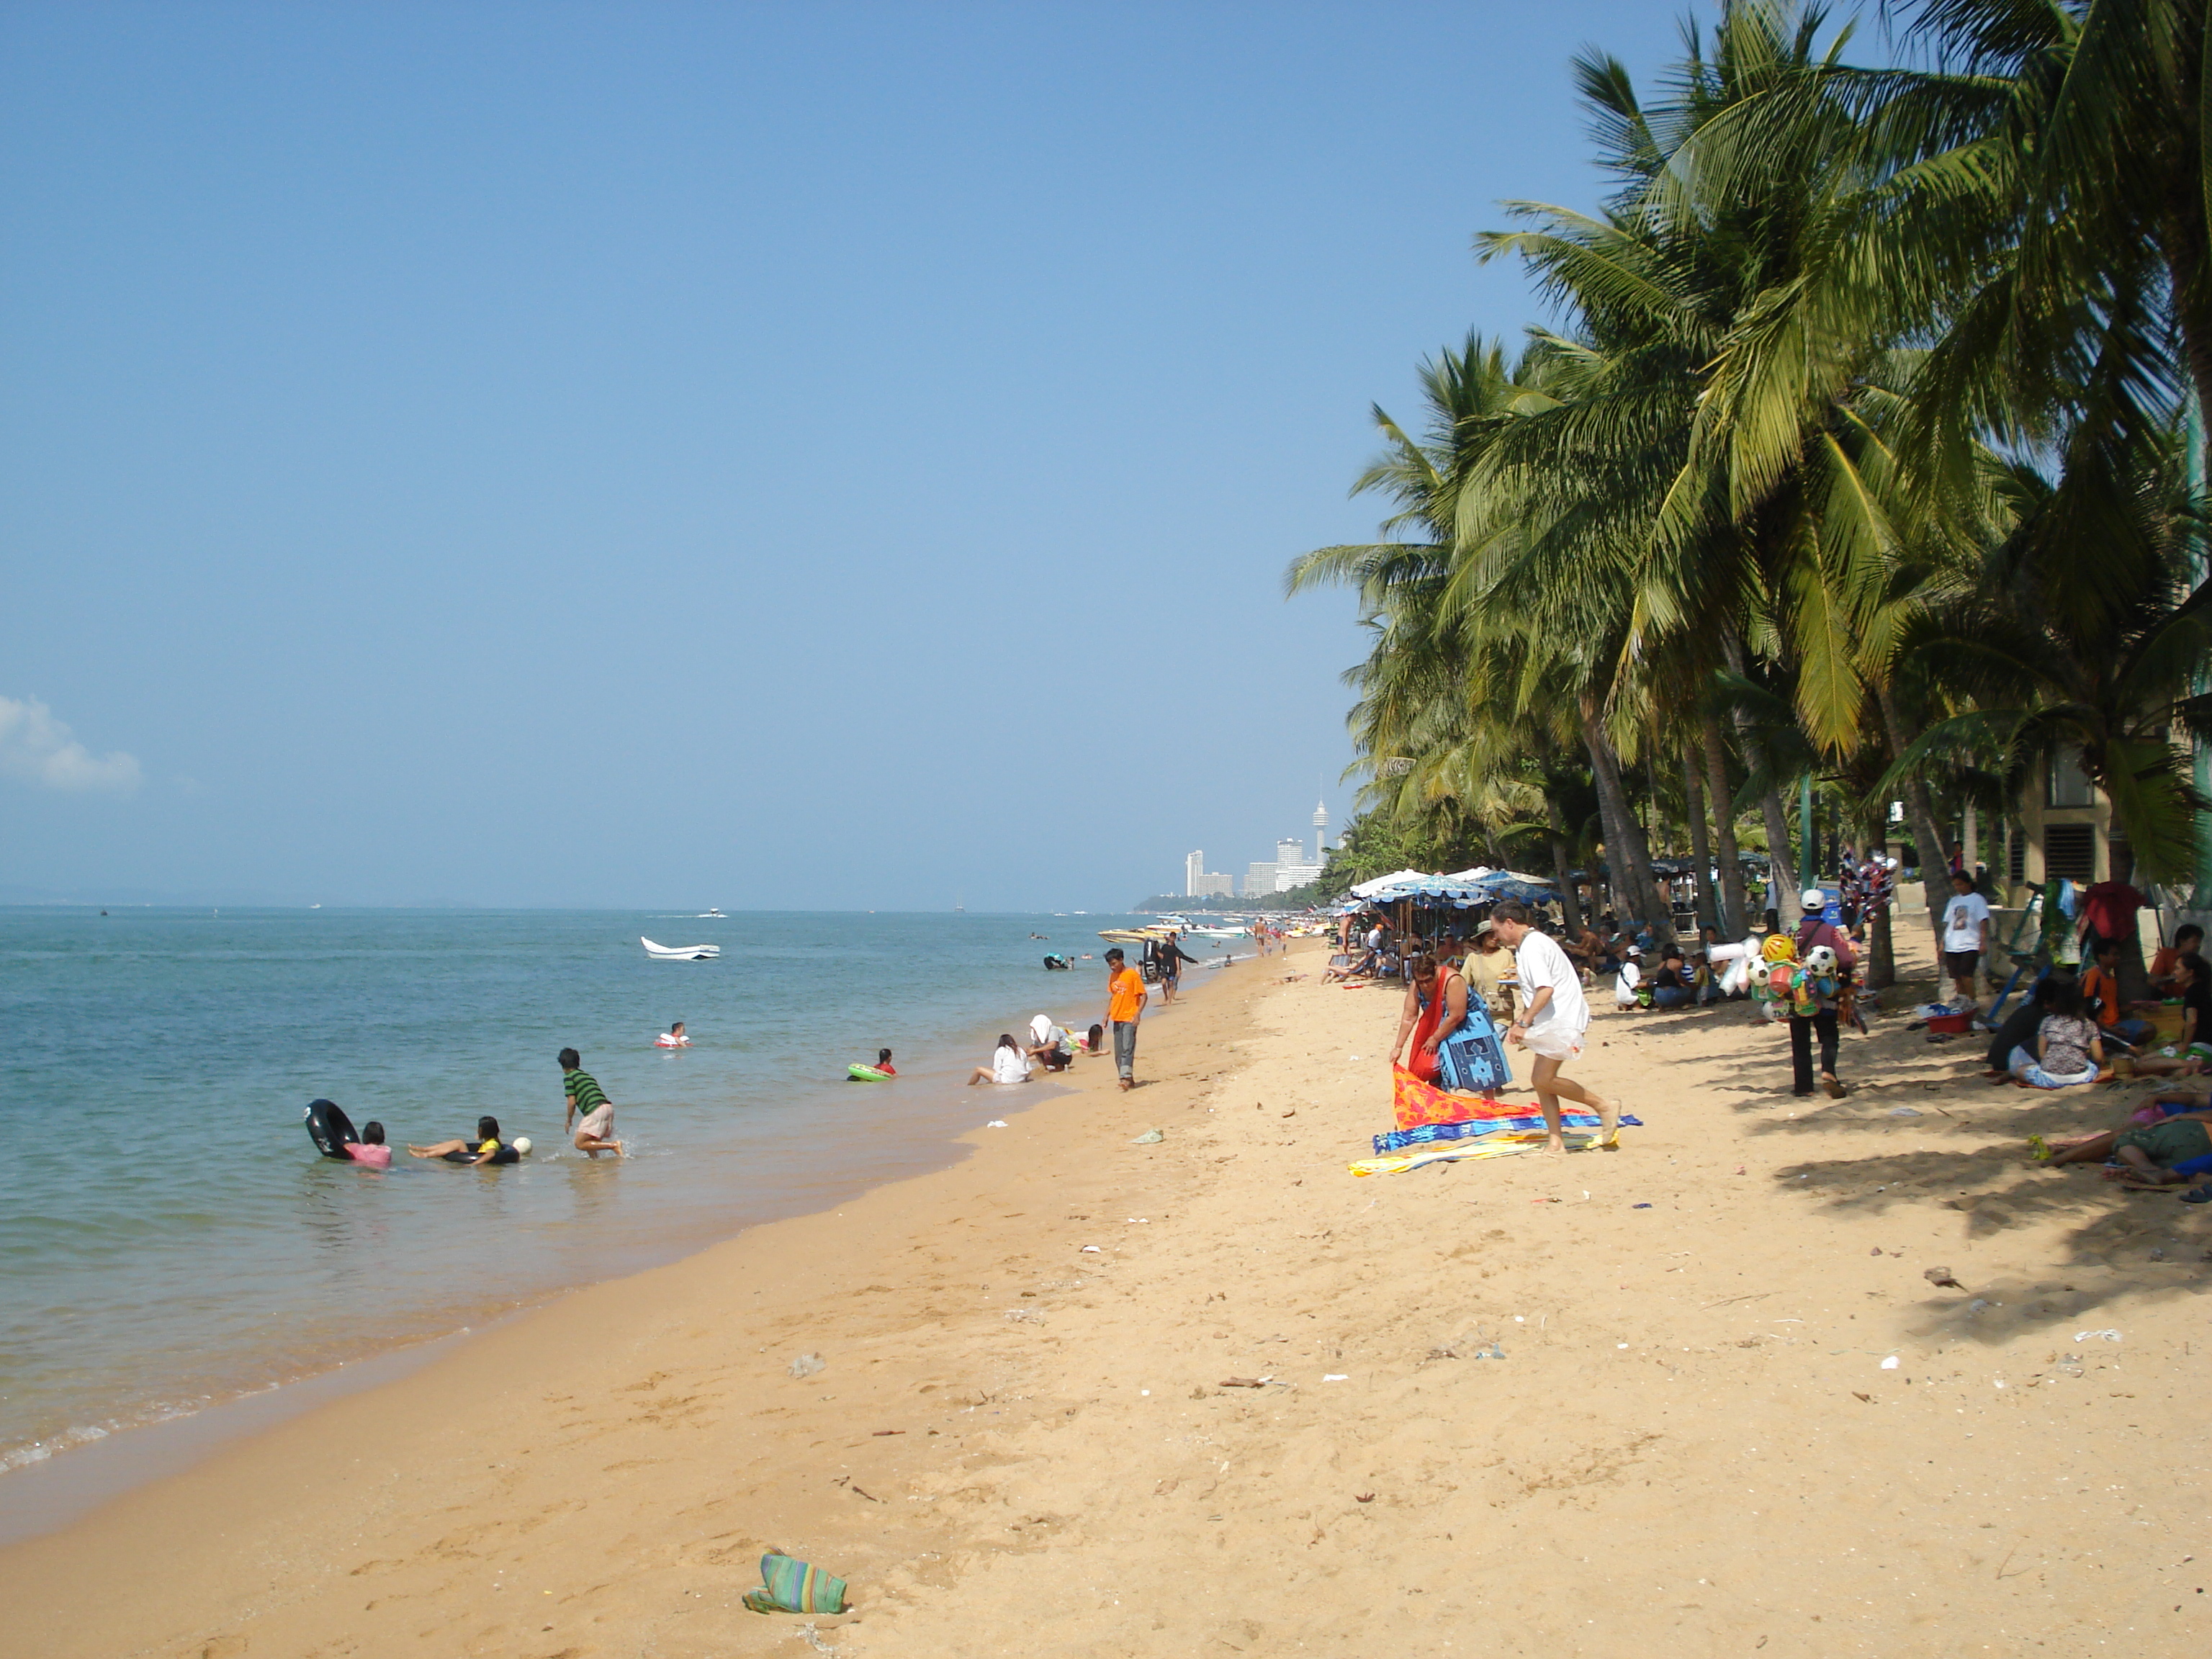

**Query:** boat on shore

left=642, top=937, right=721, bottom=961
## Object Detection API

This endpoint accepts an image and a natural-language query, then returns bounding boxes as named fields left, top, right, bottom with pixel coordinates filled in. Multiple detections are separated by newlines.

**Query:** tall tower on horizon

left=1312, top=799, right=1330, bottom=864
left=1184, top=850, right=1205, bottom=898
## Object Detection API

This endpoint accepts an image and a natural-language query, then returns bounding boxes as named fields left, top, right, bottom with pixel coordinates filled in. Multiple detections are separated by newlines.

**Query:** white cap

left=1801, top=888, right=1826, bottom=908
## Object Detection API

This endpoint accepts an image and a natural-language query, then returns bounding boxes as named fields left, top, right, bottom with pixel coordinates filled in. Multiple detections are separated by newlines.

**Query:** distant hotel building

left=1184, top=851, right=1235, bottom=899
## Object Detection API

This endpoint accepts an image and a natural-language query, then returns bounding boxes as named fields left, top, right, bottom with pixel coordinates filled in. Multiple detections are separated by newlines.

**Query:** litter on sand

left=743, top=1552, right=848, bottom=1616
left=984, top=1120, right=1009, bottom=1128
left=2074, top=1328, right=2123, bottom=1343
left=1632, top=1202, right=1655, bottom=1209
left=1879, top=1355, right=1899, bottom=1370
left=1130, top=1128, right=1164, bottom=1143
left=787, top=1352, right=826, bottom=1380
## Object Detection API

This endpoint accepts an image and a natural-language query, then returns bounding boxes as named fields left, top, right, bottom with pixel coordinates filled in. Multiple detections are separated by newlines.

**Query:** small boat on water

left=696, top=907, right=726, bottom=919
left=642, top=936, right=721, bottom=961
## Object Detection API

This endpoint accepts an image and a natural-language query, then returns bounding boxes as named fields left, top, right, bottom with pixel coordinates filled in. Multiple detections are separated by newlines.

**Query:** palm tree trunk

left=1544, top=791, right=1584, bottom=936
left=1681, top=745, right=1719, bottom=933
left=1701, top=712, right=1748, bottom=937
left=1579, top=695, right=1671, bottom=929
left=1874, top=680, right=1954, bottom=943
left=1720, top=630, right=1800, bottom=927
left=1867, top=903, right=1896, bottom=990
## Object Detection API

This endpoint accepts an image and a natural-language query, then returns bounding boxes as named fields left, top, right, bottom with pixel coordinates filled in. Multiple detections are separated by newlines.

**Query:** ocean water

left=0, top=907, right=1184, bottom=1489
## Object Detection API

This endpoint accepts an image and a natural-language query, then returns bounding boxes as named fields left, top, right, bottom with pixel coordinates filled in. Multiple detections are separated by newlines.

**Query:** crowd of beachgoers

left=1323, top=856, right=2212, bottom=1192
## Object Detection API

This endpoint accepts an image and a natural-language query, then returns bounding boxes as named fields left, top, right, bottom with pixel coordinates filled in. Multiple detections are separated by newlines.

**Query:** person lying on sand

left=2033, top=1092, right=2212, bottom=1188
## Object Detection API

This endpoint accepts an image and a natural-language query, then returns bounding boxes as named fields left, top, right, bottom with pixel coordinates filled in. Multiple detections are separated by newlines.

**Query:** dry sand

left=4, top=936, right=2206, bottom=1658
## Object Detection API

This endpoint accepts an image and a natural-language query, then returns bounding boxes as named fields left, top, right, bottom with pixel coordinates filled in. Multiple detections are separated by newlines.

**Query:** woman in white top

left=966, top=1033, right=1034, bottom=1087
left=1487, top=899, right=1617, bottom=1154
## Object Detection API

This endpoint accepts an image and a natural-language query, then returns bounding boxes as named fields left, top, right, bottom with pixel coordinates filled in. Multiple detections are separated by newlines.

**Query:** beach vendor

left=1488, top=901, right=1617, bottom=1155
left=561, top=1048, right=625, bottom=1158
left=1102, top=947, right=1148, bottom=1090
left=1790, top=889, right=1858, bottom=1100
left=1390, top=953, right=1467, bottom=1084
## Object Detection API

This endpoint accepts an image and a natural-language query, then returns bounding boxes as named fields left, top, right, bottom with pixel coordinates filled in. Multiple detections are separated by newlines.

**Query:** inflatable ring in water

left=304, top=1098, right=359, bottom=1160
left=848, top=1064, right=891, bottom=1082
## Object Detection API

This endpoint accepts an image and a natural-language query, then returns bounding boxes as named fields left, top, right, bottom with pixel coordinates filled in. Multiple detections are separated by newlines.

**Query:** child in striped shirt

left=560, top=1047, right=625, bottom=1158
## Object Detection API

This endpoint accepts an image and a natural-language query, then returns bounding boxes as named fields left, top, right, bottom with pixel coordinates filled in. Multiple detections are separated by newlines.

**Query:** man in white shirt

left=1488, top=899, right=1618, bottom=1154
left=1939, top=870, right=1993, bottom=1007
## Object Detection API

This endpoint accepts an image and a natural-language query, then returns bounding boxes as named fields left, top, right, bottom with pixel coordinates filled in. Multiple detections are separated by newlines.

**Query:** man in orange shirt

left=1102, top=946, right=1148, bottom=1091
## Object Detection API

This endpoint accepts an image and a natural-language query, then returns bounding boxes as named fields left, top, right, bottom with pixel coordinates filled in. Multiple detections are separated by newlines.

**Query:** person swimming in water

left=344, top=1120, right=393, bottom=1169
left=408, top=1115, right=521, bottom=1166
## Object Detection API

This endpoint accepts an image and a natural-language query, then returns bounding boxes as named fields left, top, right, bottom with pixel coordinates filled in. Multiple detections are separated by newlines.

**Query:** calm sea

left=0, top=907, right=1192, bottom=1500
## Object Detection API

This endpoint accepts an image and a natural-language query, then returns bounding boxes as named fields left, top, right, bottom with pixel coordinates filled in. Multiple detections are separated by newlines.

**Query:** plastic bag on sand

left=1130, top=1128, right=1164, bottom=1144
left=788, top=1352, right=826, bottom=1379
left=744, top=1552, right=848, bottom=1615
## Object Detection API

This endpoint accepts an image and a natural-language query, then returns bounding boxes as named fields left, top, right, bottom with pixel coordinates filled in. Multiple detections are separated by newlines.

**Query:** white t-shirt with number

left=1515, top=929, right=1590, bottom=1036
left=1941, top=892, right=1992, bottom=954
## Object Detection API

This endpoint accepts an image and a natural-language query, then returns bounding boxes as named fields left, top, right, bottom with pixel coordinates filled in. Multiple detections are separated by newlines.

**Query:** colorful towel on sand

left=1373, top=1110, right=1645, bottom=1155
left=1350, top=1134, right=1602, bottom=1177
left=744, top=1553, right=848, bottom=1615
left=1392, top=1064, right=1496, bottom=1130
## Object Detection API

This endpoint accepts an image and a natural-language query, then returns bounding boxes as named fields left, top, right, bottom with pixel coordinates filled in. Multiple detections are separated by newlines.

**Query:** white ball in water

left=511, top=1136, right=532, bottom=1156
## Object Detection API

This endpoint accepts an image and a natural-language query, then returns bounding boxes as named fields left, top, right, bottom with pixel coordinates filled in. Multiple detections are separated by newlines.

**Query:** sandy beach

left=4, top=936, right=2206, bottom=1657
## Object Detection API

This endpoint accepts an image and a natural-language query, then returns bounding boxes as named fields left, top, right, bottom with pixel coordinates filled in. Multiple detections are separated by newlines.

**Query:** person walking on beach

left=1487, top=900, right=1617, bottom=1154
left=560, top=1048, right=625, bottom=1158
left=1789, top=889, right=1857, bottom=1099
left=1156, top=929, right=1199, bottom=1004
left=1102, top=946, right=1148, bottom=1090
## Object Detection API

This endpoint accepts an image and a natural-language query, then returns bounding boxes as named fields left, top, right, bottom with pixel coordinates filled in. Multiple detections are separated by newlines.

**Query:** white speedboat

left=642, top=936, right=721, bottom=961
left=696, top=907, right=726, bottom=918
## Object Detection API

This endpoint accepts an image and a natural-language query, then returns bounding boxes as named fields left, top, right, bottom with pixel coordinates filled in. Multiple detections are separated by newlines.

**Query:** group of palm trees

left=1288, top=0, right=2211, bottom=979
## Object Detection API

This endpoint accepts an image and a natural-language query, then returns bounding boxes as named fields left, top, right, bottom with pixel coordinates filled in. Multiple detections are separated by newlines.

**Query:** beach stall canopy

left=1348, top=868, right=1434, bottom=899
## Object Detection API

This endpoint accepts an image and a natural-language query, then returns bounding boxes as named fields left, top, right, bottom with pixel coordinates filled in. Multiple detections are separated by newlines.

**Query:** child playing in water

left=561, top=1048, right=625, bottom=1158
left=408, top=1115, right=520, bottom=1166
left=343, top=1120, right=392, bottom=1169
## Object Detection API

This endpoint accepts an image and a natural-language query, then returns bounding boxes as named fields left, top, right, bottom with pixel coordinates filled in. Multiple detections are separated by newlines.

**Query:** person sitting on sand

left=409, top=1115, right=521, bottom=1166
left=1983, top=974, right=2062, bottom=1081
left=2081, top=939, right=2156, bottom=1049
left=2150, top=925, right=2205, bottom=996
left=2007, top=976, right=2106, bottom=1089
left=1025, top=1015, right=1074, bottom=1072
left=1647, top=944, right=1696, bottom=1010
left=967, top=1033, right=1033, bottom=1087
left=561, top=1048, right=625, bottom=1158
left=345, top=1120, right=392, bottom=1169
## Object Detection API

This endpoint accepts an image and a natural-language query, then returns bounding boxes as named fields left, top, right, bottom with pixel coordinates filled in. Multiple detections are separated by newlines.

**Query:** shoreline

left=0, top=942, right=1250, bottom=1552
left=9, top=935, right=2200, bottom=1655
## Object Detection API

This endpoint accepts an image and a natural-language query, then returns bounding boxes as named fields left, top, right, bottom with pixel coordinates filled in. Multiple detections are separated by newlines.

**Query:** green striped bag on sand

left=743, top=1552, right=848, bottom=1615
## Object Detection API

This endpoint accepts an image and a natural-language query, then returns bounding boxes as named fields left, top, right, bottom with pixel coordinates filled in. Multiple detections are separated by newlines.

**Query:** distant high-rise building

left=1273, top=859, right=1323, bottom=892
left=1312, top=799, right=1331, bottom=863
left=1243, top=862, right=1276, bottom=896
left=1184, top=850, right=1205, bottom=897
left=1275, top=837, right=1305, bottom=868
left=1195, top=872, right=1236, bottom=898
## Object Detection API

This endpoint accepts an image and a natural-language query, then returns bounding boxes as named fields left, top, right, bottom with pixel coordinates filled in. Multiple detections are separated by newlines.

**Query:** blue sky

left=1, top=1, right=1699, bottom=909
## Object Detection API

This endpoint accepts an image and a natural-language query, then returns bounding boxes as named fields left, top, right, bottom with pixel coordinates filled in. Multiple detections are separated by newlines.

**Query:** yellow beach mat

left=1349, top=1133, right=1600, bottom=1177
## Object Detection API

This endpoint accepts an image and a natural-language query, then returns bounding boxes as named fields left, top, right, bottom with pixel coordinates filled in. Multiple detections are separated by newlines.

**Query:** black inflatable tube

left=304, top=1098, right=359, bottom=1160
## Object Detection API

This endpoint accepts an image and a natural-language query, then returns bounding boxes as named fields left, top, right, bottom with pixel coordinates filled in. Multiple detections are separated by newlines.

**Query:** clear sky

left=1, top=1, right=1696, bottom=909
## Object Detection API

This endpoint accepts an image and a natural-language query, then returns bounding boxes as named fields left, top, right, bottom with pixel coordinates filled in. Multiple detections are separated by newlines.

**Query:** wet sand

left=3, top=935, right=2206, bottom=1657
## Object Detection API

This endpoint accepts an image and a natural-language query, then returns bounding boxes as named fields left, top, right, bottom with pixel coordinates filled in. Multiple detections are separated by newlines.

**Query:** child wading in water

left=561, top=1048, right=625, bottom=1157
